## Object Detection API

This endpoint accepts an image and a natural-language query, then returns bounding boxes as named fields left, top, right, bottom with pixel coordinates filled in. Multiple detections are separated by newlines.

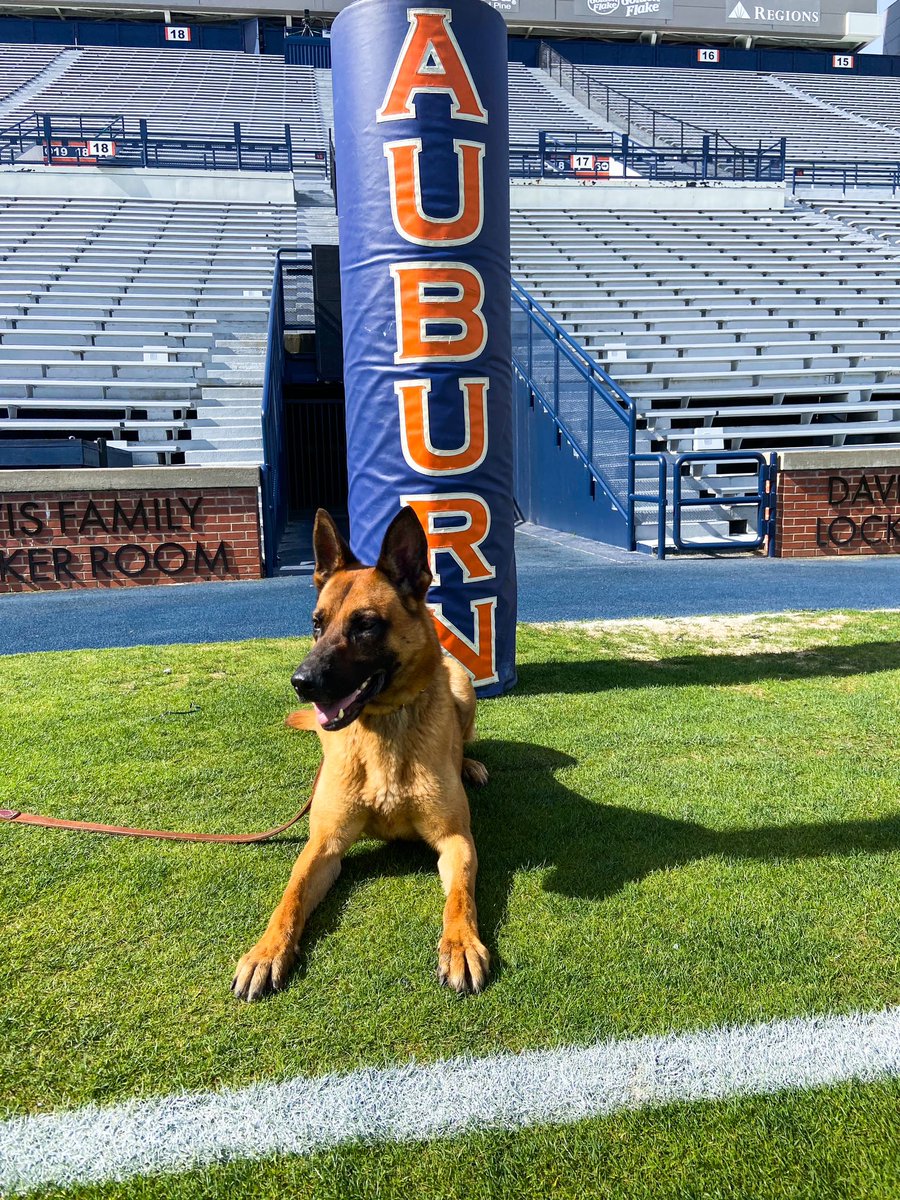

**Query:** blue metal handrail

left=0, top=112, right=328, bottom=175
left=510, top=132, right=785, bottom=183
left=539, top=42, right=742, bottom=156
left=629, top=452, right=668, bottom=560
left=791, top=160, right=900, bottom=194
left=260, top=248, right=313, bottom=576
left=511, top=278, right=635, bottom=519
left=671, top=452, right=777, bottom=555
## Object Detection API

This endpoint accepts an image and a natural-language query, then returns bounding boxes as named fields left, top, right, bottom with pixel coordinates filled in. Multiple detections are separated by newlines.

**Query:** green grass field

left=2, top=611, right=900, bottom=1197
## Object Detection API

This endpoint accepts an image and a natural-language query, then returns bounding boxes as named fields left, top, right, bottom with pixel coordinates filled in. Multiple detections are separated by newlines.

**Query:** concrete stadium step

left=200, top=387, right=263, bottom=402
left=188, top=423, right=261, bottom=442
left=181, top=448, right=263, bottom=464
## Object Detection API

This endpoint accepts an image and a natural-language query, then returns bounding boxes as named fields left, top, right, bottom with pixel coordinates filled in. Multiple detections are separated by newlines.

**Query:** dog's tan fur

left=232, top=510, right=489, bottom=1002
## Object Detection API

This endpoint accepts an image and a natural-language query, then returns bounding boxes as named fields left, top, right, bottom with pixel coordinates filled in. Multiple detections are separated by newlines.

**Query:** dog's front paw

left=231, top=938, right=295, bottom=1002
left=438, top=928, right=490, bottom=994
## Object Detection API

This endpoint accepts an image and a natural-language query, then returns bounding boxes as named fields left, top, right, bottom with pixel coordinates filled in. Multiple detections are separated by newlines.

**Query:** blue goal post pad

left=331, top=0, right=516, bottom=696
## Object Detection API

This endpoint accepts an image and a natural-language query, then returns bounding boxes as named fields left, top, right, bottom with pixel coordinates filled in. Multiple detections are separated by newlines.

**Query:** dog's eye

left=349, top=614, right=385, bottom=641
left=312, top=615, right=323, bottom=641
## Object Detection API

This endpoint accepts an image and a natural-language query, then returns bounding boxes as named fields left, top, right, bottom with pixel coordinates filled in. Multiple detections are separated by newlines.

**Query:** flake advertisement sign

left=582, top=0, right=674, bottom=21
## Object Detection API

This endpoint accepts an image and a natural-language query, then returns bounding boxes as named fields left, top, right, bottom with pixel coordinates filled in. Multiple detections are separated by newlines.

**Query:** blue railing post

left=41, top=113, right=52, bottom=164
left=284, top=122, right=293, bottom=170
left=553, top=336, right=560, bottom=418
left=621, top=133, right=629, bottom=176
left=538, top=128, right=546, bottom=179
left=234, top=121, right=242, bottom=171
left=767, top=452, right=778, bottom=557
left=701, top=135, right=710, bottom=180
left=139, top=118, right=149, bottom=168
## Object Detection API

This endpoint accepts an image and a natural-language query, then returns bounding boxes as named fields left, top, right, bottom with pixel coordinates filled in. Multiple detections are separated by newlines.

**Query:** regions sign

left=584, top=0, right=674, bottom=19
left=726, top=0, right=820, bottom=24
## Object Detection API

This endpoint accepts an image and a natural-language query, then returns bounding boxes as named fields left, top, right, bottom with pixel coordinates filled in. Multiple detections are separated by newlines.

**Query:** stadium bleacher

left=0, top=195, right=298, bottom=466
left=574, top=65, right=900, bottom=161
left=776, top=72, right=900, bottom=135
left=803, top=197, right=900, bottom=241
left=507, top=62, right=609, bottom=145
left=0, top=44, right=325, bottom=150
left=512, top=203, right=900, bottom=544
left=0, top=43, right=67, bottom=104
left=5, top=33, right=900, bottom=550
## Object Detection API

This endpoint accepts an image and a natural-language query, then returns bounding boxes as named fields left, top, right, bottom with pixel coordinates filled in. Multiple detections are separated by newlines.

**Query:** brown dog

left=231, top=506, right=490, bottom=1002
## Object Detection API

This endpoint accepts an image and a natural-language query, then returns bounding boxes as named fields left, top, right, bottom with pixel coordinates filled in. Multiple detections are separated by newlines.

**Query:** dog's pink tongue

left=313, top=691, right=358, bottom=727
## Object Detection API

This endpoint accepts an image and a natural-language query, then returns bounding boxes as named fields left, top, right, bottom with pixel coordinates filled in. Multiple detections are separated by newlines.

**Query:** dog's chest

left=357, top=748, right=437, bottom=837
left=362, top=760, right=421, bottom=815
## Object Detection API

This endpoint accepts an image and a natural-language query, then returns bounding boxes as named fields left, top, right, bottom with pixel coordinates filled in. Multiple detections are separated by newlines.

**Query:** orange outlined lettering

left=391, top=261, right=487, bottom=363
left=430, top=596, right=497, bottom=685
left=385, top=138, right=485, bottom=246
left=401, top=492, right=495, bottom=584
left=376, top=8, right=488, bottom=124
left=397, top=377, right=488, bottom=475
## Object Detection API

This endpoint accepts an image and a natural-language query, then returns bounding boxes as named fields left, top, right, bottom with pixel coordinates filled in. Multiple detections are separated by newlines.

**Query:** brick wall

left=776, top=467, right=900, bottom=558
left=0, top=485, right=263, bottom=592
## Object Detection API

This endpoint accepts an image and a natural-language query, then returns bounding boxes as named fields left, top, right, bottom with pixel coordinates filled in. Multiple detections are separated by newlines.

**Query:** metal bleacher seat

left=506, top=62, right=608, bottom=147
left=511, top=205, right=900, bottom=539
left=0, top=43, right=66, bottom=101
left=0, top=195, right=299, bottom=465
left=804, top=198, right=900, bottom=244
left=0, top=44, right=326, bottom=156
left=776, top=73, right=900, bottom=137
left=572, top=65, right=900, bottom=162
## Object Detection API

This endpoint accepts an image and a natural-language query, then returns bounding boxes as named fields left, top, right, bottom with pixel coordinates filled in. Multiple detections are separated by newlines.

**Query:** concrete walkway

left=0, top=523, right=898, bottom=656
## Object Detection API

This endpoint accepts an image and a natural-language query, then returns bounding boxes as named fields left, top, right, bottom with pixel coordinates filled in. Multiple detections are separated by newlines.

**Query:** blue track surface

left=0, top=523, right=898, bottom=656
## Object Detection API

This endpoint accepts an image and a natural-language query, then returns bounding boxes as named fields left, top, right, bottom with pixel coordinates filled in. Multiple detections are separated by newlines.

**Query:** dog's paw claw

left=438, top=930, right=490, bottom=994
left=461, top=758, right=489, bottom=788
left=231, top=944, right=294, bottom=1002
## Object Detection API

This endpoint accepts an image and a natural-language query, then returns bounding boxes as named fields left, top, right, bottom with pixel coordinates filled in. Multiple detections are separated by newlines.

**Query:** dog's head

left=291, top=507, right=440, bottom=730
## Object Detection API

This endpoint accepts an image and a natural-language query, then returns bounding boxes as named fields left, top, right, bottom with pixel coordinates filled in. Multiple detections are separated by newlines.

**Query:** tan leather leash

left=0, top=764, right=320, bottom=844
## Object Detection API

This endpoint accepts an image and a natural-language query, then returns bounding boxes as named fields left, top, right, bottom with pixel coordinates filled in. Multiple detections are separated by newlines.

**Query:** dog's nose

left=291, top=665, right=316, bottom=700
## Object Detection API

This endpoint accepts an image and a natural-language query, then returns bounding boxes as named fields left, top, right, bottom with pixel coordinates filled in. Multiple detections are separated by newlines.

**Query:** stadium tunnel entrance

left=278, top=244, right=349, bottom=567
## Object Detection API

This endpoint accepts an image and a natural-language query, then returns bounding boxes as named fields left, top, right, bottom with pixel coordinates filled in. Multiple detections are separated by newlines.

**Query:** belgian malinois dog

left=232, top=506, right=490, bottom=1001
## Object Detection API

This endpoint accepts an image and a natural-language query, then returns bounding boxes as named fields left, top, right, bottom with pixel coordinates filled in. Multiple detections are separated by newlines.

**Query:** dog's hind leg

left=232, top=813, right=363, bottom=1002
left=461, top=757, right=489, bottom=787
left=284, top=709, right=318, bottom=731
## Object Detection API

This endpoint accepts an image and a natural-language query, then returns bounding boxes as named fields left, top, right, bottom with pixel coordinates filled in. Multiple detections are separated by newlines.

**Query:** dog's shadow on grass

left=514, top=639, right=900, bottom=696
left=276, top=640, right=900, bottom=984
left=468, top=740, right=900, bottom=964
left=284, top=728, right=900, bottom=987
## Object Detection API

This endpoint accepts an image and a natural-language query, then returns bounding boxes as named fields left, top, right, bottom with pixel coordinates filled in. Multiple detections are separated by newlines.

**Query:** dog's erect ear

left=376, top=507, right=432, bottom=602
left=313, top=508, right=358, bottom=590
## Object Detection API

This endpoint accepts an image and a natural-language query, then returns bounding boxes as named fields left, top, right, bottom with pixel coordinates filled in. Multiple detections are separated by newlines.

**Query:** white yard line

left=3, top=1006, right=900, bottom=1194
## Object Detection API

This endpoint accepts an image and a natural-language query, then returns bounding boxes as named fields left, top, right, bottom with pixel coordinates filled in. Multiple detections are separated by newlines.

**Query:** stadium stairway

left=511, top=202, right=900, bottom=551
left=802, top=197, right=900, bottom=246
left=0, top=46, right=81, bottom=117
left=564, top=63, right=900, bottom=162
left=0, top=194, right=298, bottom=466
